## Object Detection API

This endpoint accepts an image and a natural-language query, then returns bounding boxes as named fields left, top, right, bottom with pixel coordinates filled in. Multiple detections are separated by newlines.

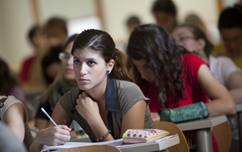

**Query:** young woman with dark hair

left=29, top=29, right=155, bottom=152
left=126, top=24, right=236, bottom=151
left=172, top=24, right=242, bottom=104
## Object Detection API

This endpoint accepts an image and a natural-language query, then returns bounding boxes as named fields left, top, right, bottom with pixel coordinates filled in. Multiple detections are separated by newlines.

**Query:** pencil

left=41, top=107, right=59, bottom=127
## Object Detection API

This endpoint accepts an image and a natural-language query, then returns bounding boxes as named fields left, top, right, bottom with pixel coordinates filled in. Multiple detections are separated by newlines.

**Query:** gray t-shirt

left=60, top=78, right=155, bottom=142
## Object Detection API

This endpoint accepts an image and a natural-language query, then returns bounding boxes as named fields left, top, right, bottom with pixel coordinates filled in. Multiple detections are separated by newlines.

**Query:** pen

left=41, top=107, right=59, bottom=127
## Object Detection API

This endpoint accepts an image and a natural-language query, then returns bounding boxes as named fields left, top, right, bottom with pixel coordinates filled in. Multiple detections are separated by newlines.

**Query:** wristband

left=96, top=130, right=111, bottom=142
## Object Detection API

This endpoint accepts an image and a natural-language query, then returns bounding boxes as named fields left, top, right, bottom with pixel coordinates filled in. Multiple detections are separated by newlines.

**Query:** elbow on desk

left=227, top=100, right=236, bottom=115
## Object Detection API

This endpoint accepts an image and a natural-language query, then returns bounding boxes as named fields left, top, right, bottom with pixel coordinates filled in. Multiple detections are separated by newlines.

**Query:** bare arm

left=121, top=100, right=146, bottom=137
left=198, top=64, right=236, bottom=116
left=29, top=102, right=72, bottom=152
left=48, top=101, right=73, bottom=127
left=35, top=118, right=48, bottom=130
left=4, top=103, right=25, bottom=142
left=226, top=71, right=242, bottom=104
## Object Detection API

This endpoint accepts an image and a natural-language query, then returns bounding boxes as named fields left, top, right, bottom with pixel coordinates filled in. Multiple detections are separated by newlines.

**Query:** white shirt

left=209, top=55, right=241, bottom=89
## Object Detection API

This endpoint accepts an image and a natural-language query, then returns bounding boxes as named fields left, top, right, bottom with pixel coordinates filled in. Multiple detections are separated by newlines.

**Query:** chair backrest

left=154, top=121, right=189, bottom=152
left=212, top=121, right=232, bottom=152
left=52, top=145, right=122, bottom=152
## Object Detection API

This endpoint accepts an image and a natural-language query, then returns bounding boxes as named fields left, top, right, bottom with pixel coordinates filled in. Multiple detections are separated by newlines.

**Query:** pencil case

left=159, top=102, right=209, bottom=123
left=122, top=129, right=169, bottom=143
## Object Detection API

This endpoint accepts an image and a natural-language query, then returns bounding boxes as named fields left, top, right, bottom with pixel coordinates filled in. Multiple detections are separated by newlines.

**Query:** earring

left=107, top=70, right=110, bottom=74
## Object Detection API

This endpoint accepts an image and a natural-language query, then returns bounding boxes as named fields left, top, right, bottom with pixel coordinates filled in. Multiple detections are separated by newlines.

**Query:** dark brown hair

left=71, top=29, right=132, bottom=82
left=0, top=58, right=18, bottom=95
left=127, top=24, right=190, bottom=102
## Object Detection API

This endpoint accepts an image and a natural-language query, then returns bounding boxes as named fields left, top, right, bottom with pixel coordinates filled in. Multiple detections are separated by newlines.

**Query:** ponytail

left=109, top=48, right=133, bottom=82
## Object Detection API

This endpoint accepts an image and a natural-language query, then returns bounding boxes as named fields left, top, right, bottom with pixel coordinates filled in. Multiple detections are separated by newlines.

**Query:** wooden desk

left=177, top=115, right=227, bottom=152
left=236, top=104, right=242, bottom=152
left=42, top=135, right=179, bottom=152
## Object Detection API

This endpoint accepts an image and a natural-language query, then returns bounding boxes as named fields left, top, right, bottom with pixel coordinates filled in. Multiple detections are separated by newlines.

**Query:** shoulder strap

left=0, top=97, right=7, bottom=109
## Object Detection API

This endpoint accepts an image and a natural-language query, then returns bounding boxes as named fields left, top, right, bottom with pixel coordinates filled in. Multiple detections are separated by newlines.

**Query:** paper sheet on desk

left=41, top=139, right=123, bottom=152
left=41, top=134, right=178, bottom=152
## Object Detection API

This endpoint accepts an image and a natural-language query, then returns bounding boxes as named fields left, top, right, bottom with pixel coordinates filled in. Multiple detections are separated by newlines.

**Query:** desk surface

left=177, top=115, right=227, bottom=131
left=43, top=135, right=179, bottom=152
left=118, top=134, right=179, bottom=152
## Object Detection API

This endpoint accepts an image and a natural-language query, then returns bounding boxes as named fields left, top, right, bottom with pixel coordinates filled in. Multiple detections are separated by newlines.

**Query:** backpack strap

left=0, top=97, right=7, bottom=109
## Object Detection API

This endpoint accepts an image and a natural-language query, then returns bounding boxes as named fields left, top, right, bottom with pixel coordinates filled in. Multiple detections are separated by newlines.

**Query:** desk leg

left=237, top=111, right=242, bottom=152
left=195, top=128, right=213, bottom=152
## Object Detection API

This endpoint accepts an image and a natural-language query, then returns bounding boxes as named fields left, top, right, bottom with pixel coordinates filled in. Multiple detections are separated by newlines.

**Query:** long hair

left=178, top=24, right=213, bottom=58
left=71, top=29, right=132, bottom=82
left=127, top=24, right=189, bottom=102
left=0, top=58, right=18, bottom=95
left=38, top=34, right=78, bottom=103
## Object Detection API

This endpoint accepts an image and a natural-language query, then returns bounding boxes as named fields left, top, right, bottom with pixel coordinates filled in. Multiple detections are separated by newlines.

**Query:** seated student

left=214, top=5, right=242, bottom=69
left=172, top=24, right=242, bottom=152
left=20, top=25, right=48, bottom=85
left=41, top=45, right=63, bottom=85
left=172, top=24, right=242, bottom=104
left=35, top=34, right=78, bottom=130
left=126, top=24, right=236, bottom=152
left=0, top=123, right=27, bottom=152
left=29, top=29, right=155, bottom=152
left=0, top=58, right=25, bottom=102
left=151, top=0, right=177, bottom=33
left=43, top=17, right=68, bottom=47
left=0, top=95, right=33, bottom=150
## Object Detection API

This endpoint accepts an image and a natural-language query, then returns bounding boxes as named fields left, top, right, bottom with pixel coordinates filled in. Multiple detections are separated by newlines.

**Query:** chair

left=212, top=121, right=232, bottom=152
left=52, top=145, right=122, bottom=152
left=154, top=121, right=190, bottom=152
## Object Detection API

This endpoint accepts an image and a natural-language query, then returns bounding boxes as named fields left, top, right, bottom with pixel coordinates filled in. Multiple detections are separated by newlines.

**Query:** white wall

left=0, top=0, right=33, bottom=72
left=38, top=0, right=95, bottom=22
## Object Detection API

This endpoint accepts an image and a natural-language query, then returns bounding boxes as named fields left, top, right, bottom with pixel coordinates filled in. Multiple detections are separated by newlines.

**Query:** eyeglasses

left=59, top=52, right=72, bottom=61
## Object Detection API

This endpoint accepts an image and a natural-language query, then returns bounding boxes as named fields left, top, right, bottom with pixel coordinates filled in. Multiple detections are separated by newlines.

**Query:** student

left=41, top=45, right=62, bottom=85
left=125, top=15, right=141, bottom=35
left=0, top=58, right=25, bottom=102
left=29, top=29, right=155, bottom=152
left=215, top=5, right=242, bottom=69
left=126, top=24, right=236, bottom=151
left=0, top=95, right=33, bottom=150
left=35, top=34, right=78, bottom=130
left=151, top=0, right=177, bottom=33
left=20, top=25, right=47, bottom=84
left=172, top=24, right=242, bottom=104
left=172, top=24, right=242, bottom=152
left=43, top=17, right=68, bottom=47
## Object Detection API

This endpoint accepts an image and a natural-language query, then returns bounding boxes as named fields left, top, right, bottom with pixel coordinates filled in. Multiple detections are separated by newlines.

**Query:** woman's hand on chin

left=76, top=92, right=100, bottom=121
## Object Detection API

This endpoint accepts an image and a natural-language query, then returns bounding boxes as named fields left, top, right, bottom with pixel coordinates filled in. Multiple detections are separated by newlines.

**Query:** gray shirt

left=60, top=78, right=155, bottom=142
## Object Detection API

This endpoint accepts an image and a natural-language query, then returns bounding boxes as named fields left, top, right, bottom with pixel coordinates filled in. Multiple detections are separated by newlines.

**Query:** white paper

left=41, top=139, right=123, bottom=152
left=41, top=134, right=178, bottom=152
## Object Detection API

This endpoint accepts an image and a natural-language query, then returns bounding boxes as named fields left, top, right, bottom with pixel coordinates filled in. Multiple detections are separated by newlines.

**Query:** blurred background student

left=151, top=0, right=177, bottom=33
left=172, top=24, right=242, bottom=152
left=0, top=58, right=25, bottom=103
left=35, top=34, right=78, bottom=130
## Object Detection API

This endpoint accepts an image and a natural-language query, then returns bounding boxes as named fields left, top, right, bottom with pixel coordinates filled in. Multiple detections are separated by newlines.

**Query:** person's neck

left=85, top=78, right=107, bottom=103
